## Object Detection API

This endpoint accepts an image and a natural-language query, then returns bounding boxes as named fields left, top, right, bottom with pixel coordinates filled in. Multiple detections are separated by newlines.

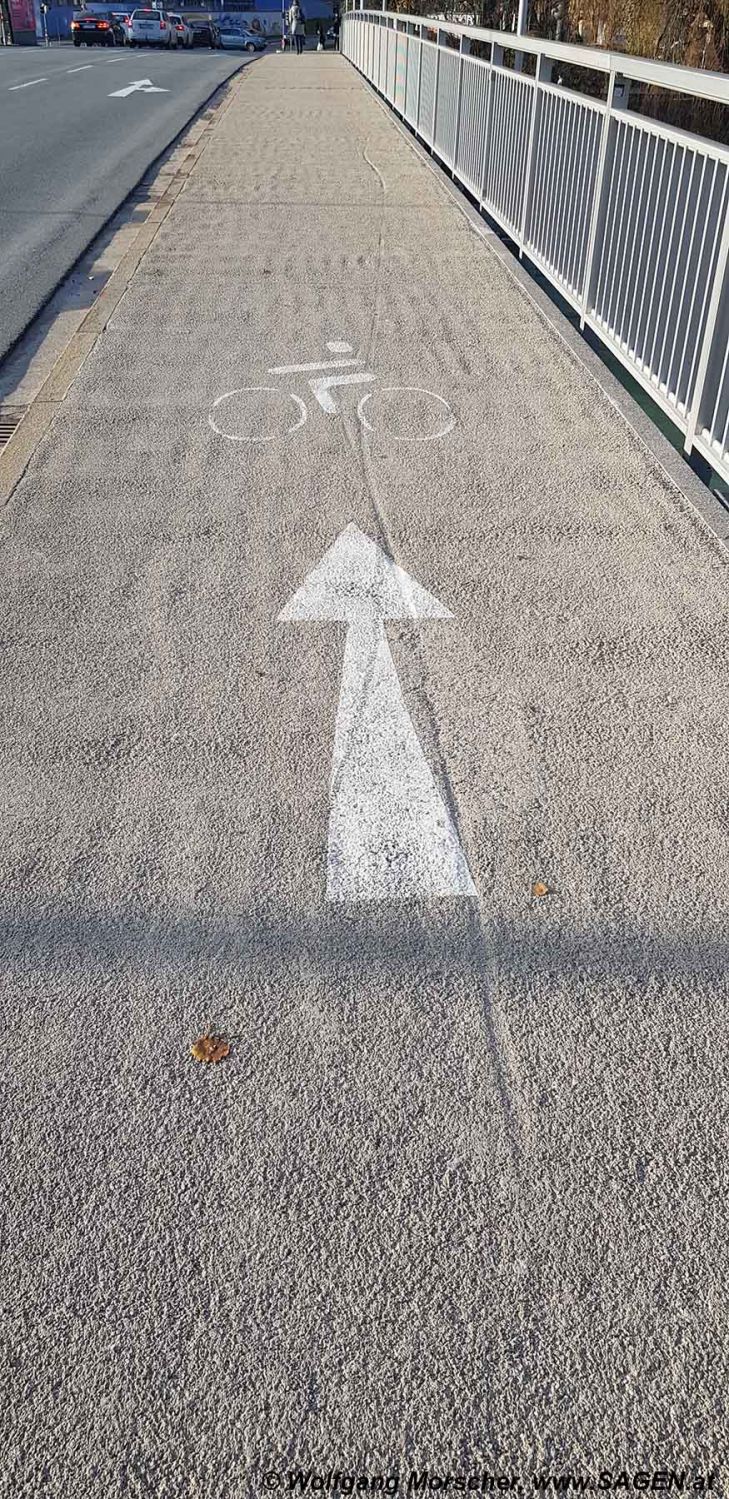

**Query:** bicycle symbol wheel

left=208, top=387, right=307, bottom=443
left=208, top=383, right=456, bottom=443
left=357, top=386, right=456, bottom=442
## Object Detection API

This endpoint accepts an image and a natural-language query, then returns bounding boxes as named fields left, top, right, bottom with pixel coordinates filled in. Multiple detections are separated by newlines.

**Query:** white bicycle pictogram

left=207, top=341, right=456, bottom=444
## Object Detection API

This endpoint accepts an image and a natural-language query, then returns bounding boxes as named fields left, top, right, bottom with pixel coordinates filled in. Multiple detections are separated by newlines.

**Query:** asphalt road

left=2, top=49, right=728, bottom=1498
left=0, top=43, right=253, bottom=362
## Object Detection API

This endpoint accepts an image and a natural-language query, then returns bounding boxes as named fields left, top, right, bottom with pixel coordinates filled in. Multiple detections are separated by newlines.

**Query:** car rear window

left=132, top=10, right=157, bottom=16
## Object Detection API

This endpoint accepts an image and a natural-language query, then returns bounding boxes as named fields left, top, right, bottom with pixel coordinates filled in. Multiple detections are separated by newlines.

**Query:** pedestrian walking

left=288, top=1, right=305, bottom=53
left=332, top=10, right=339, bottom=49
left=317, top=19, right=325, bottom=49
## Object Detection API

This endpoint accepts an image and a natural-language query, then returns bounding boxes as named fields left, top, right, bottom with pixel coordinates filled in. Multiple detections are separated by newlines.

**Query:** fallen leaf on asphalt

left=191, top=1034, right=231, bottom=1064
left=532, top=880, right=550, bottom=898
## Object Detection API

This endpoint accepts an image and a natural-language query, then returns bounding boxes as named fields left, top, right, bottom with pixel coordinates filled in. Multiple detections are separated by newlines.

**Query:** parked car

left=103, top=10, right=129, bottom=42
left=71, top=10, right=119, bottom=44
left=168, top=11, right=193, bottom=46
left=189, top=16, right=218, bottom=46
left=125, top=7, right=177, bottom=45
left=217, top=21, right=266, bottom=50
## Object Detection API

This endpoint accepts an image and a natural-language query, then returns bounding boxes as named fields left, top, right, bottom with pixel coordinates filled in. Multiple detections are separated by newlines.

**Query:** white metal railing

left=343, top=9, right=729, bottom=488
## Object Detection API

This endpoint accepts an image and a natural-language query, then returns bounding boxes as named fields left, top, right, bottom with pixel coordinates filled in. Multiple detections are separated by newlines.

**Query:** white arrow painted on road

left=109, top=78, right=169, bottom=98
left=279, top=524, right=476, bottom=903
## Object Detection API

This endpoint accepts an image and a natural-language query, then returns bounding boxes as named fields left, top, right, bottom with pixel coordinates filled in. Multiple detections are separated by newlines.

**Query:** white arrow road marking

left=279, top=524, right=476, bottom=903
left=109, top=78, right=169, bottom=97
left=9, top=78, right=47, bottom=90
left=308, top=371, right=374, bottom=414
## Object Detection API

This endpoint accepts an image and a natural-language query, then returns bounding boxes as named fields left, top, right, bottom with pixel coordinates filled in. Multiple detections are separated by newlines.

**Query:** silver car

left=217, top=22, right=266, bottom=50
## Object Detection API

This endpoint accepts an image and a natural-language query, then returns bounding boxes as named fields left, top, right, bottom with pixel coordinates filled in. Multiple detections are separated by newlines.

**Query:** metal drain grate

left=0, top=408, right=26, bottom=452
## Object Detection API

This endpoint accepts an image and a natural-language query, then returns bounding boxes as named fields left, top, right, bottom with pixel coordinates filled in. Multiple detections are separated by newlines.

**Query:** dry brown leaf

left=532, top=880, right=550, bottom=898
left=191, top=1033, right=231, bottom=1064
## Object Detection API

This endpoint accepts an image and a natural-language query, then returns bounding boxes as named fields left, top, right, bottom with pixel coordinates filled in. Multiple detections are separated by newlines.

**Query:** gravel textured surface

left=1, top=51, right=728, bottom=1498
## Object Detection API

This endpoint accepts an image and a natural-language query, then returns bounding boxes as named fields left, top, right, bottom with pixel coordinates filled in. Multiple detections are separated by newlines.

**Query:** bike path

left=1, top=51, right=728, bottom=1496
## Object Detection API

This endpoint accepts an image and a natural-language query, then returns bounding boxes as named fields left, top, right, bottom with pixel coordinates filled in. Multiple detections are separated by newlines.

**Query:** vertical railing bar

left=484, top=68, right=503, bottom=211
left=599, top=119, right=634, bottom=330
left=656, top=151, right=698, bottom=396
left=633, top=138, right=671, bottom=363
left=579, top=75, right=616, bottom=325
left=639, top=139, right=677, bottom=365
left=527, top=86, right=548, bottom=258
left=560, top=101, right=584, bottom=287
left=557, top=98, right=581, bottom=283
left=455, top=53, right=470, bottom=180
left=673, top=158, right=717, bottom=406
left=515, top=75, right=533, bottom=239
left=718, top=348, right=729, bottom=450
left=431, top=31, right=441, bottom=146
left=504, top=76, right=518, bottom=227
left=484, top=69, right=502, bottom=211
left=578, top=110, right=601, bottom=284
left=534, top=87, right=555, bottom=259
left=508, top=76, right=520, bottom=222
left=401, top=26, right=408, bottom=118
left=479, top=53, right=497, bottom=210
left=684, top=178, right=729, bottom=452
left=705, top=208, right=729, bottom=437
left=544, top=93, right=569, bottom=272
left=708, top=330, right=729, bottom=444
left=497, top=72, right=515, bottom=217
left=607, top=125, right=643, bottom=339
left=452, top=43, right=465, bottom=174
left=709, top=335, right=729, bottom=439
left=541, top=91, right=564, bottom=270
left=646, top=143, right=685, bottom=379
left=494, top=75, right=511, bottom=218
left=610, top=127, right=648, bottom=341
left=475, top=59, right=488, bottom=189
left=622, top=132, right=659, bottom=358
left=504, top=76, right=520, bottom=222
left=415, top=30, right=423, bottom=139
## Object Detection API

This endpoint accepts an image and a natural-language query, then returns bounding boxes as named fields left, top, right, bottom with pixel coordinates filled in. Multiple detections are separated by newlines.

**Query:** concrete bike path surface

left=1, top=51, right=728, bottom=1498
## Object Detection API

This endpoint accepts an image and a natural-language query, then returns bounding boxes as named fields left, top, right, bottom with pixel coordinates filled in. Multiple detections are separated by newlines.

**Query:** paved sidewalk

left=2, top=51, right=728, bottom=1497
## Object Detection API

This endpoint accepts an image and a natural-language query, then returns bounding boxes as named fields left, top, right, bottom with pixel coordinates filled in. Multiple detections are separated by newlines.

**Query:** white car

left=168, top=12, right=193, bottom=46
left=125, top=7, right=177, bottom=45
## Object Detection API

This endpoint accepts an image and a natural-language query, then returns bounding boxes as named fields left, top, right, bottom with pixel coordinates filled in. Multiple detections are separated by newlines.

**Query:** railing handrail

left=348, top=7, right=729, bottom=107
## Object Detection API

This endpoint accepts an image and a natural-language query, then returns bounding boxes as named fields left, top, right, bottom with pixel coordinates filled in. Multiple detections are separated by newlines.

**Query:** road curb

left=0, top=64, right=249, bottom=506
